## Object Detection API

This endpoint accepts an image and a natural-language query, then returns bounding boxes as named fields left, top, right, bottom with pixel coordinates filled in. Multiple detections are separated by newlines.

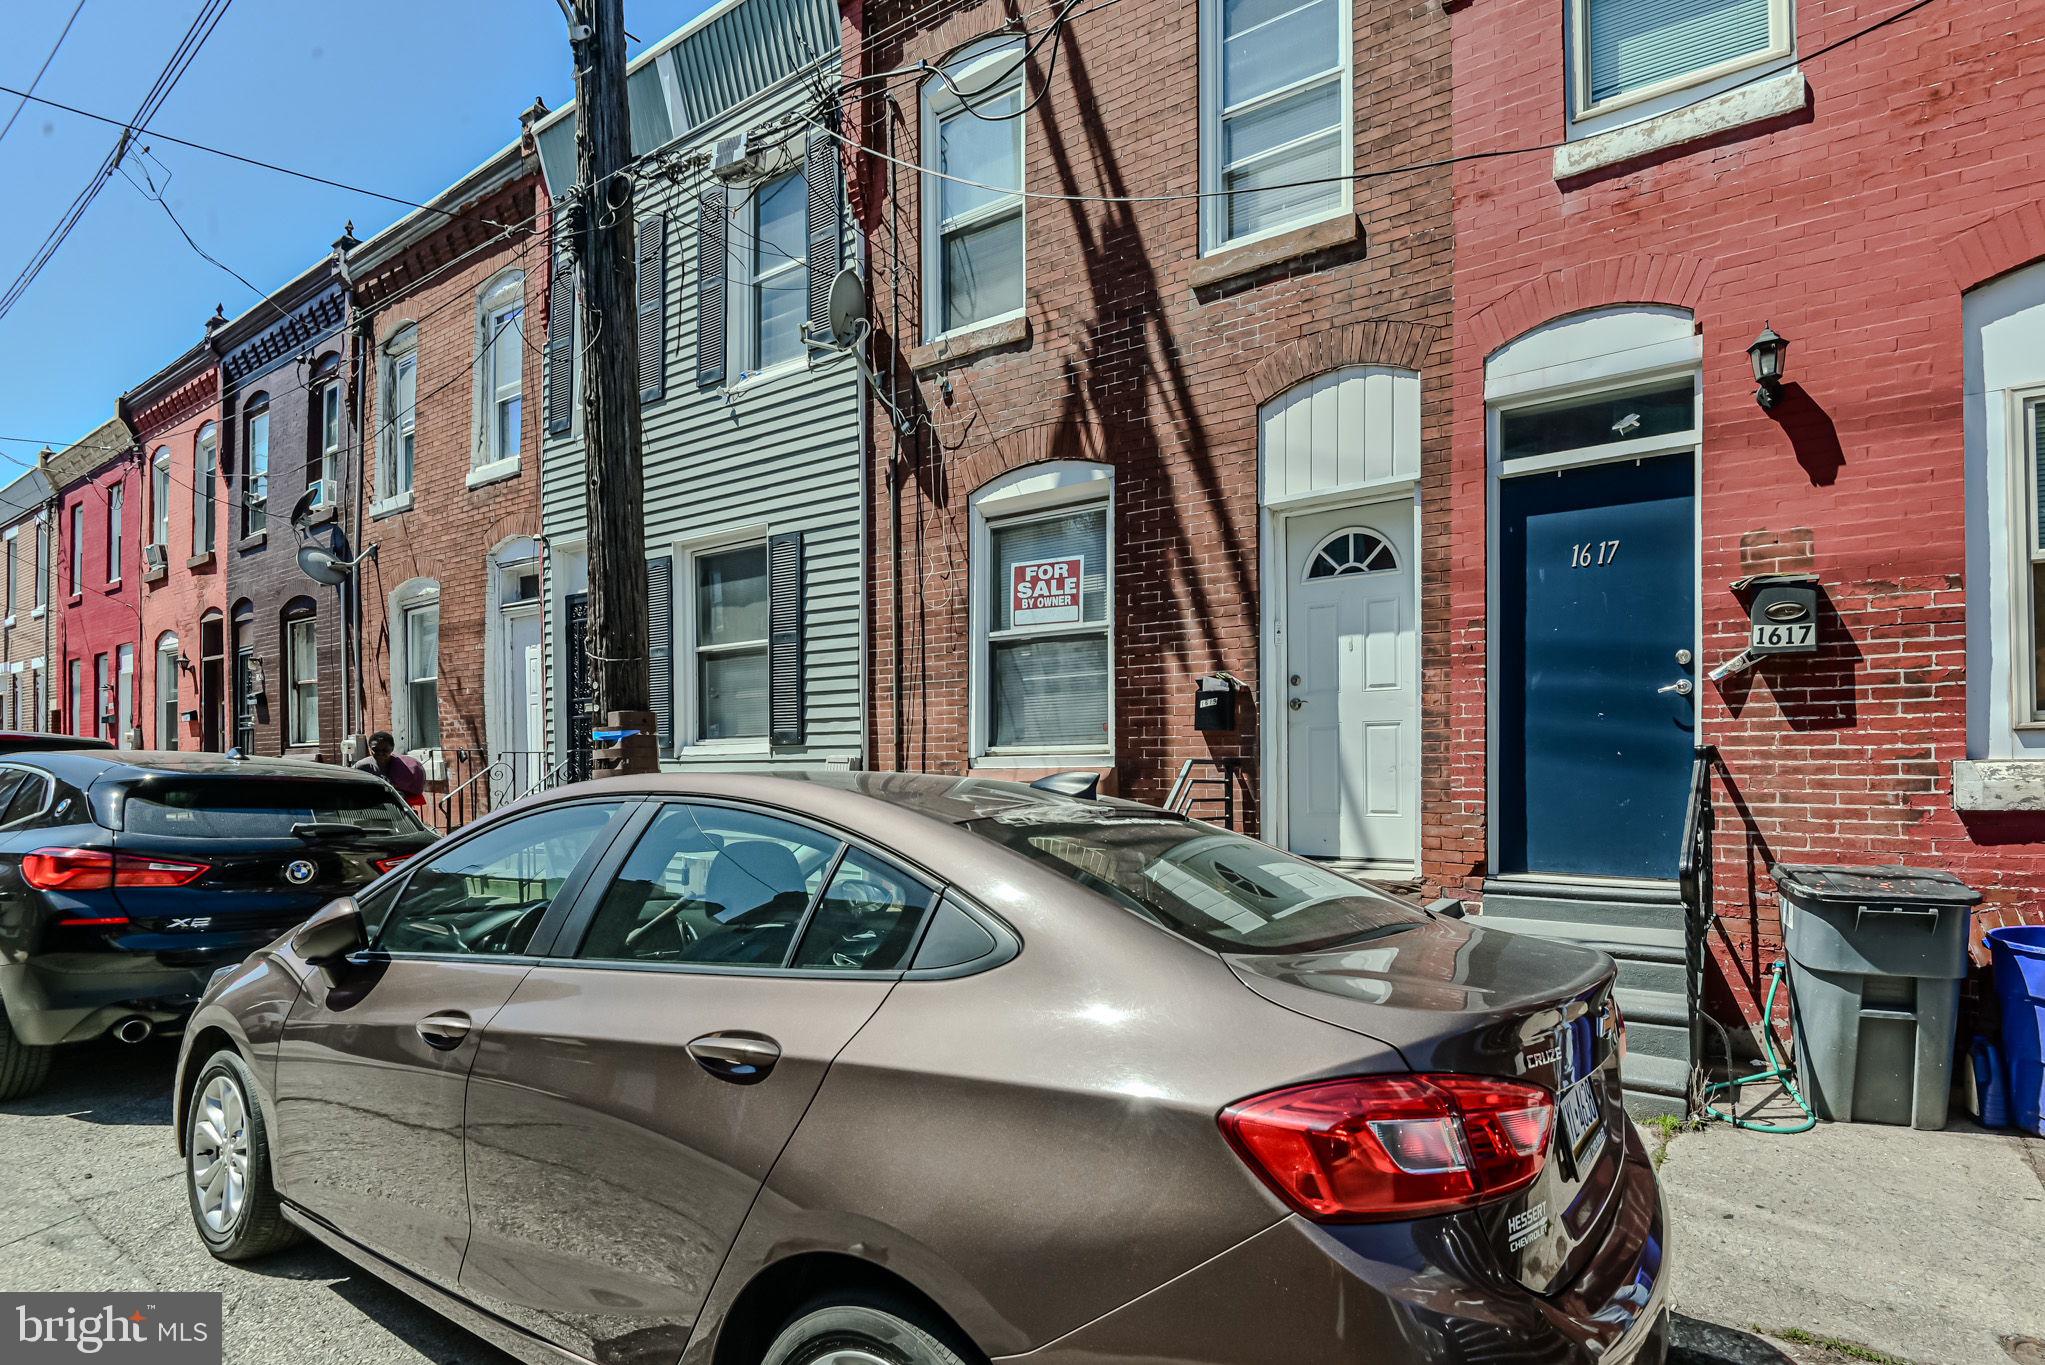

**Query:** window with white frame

left=381, top=328, right=419, bottom=502
left=34, top=515, right=47, bottom=610
left=68, top=659, right=81, bottom=737
left=67, top=503, right=82, bottom=595
left=1572, top=0, right=1792, bottom=120
left=157, top=633, right=180, bottom=751
left=242, top=395, right=270, bottom=537
left=1200, top=0, right=1351, bottom=253
left=150, top=446, right=171, bottom=551
left=477, top=273, right=525, bottom=467
left=3, top=529, right=14, bottom=620
left=972, top=463, right=1113, bottom=757
left=106, top=484, right=123, bottom=584
left=404, top=599, right=441, bottom=749
left=285, top=608, right=318, bottom=746
left=193, top=421, right=217, bottom=554
left=692, top=542, right=769, bottom=743
left=745, top=171, right=808, bottom=372
left=310, top=359, right=341, bottom=506
left=922, top=39, right=1026, bottom=339
left=116, top=643, right=133, bottom=743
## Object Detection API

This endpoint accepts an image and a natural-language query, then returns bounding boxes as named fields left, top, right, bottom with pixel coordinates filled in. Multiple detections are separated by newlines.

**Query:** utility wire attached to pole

left=560, top=0, right=657, bottom=775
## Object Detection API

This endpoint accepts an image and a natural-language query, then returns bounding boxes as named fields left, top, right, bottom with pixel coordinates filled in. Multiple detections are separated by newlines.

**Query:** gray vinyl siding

left=541, top=59, right=863, bottom=771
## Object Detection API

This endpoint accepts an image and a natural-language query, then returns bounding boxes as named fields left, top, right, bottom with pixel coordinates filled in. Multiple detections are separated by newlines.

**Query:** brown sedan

left=174, top=773, right=1669, bottom=1365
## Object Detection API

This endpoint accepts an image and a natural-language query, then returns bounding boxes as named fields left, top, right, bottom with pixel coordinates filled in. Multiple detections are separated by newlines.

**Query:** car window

left=377, top=802, right=622, bottom=957
left=0, top=772, right=49, bottom=826
left=575, top=804, right=840, bottom=967
left=123, top=779, right=426, bottom=838
left=963, top=808, right=1428, bottom=954
left=0, top=770, right=30, bottom=822
left=790, top=847, right=935, bottom=972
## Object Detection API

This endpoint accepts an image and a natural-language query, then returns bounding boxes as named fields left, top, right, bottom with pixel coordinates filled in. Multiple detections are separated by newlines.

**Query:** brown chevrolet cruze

left=174, top=773, right=1669, bottom=1365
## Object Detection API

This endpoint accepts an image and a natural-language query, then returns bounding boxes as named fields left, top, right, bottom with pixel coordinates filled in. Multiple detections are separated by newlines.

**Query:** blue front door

left=1497, top=454, right=1695, bottom=879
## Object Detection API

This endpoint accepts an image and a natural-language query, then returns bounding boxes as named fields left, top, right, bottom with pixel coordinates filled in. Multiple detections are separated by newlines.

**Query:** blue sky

left=0, top=0, right=709, bottom=468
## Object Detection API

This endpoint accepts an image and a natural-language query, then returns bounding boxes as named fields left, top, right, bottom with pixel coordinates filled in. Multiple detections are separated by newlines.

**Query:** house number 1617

left=1570, top=539, right=1620, bottom=568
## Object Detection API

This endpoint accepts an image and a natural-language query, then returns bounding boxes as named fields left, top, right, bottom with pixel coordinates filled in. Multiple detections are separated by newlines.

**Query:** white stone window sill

left=724, top=357, right=810, bottom=396
left=972, top=752, right=1114, bottom=769
left=467, top=457, right=521, bottom=490
left=1952, top=758, right=2045, bottom=812
left=30, top=607, right=44, bottom=620
left=1, top=617, right=12, bottom=630
left=1554, top=68, right=1806, bottom=180
left=370, top=493, right=415, bottom=520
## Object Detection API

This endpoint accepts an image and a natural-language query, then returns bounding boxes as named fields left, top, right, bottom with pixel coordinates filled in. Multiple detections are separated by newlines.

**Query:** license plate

left=1559, top=1076, right=1605, bottom=1163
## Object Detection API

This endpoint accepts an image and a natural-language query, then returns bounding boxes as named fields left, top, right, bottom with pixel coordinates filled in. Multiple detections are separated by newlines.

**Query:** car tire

left=761, top=1297, right=977, bottom=1365
left=0, top=1004, right=52, bottom=1101
left=184, top=1050, right=302, bottom=1261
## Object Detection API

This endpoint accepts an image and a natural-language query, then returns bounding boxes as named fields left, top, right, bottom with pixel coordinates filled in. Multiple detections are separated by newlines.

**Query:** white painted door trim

left=1259, top=487, right=1421, bottom=875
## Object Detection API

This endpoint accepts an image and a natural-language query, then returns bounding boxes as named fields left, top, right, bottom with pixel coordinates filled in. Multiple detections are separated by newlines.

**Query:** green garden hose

left=1702, top=959, right=1817, bottom=1134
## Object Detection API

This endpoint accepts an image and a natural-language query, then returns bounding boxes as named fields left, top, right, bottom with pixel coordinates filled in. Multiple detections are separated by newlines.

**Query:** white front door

left=1281, top=502, right=1417, bottom=865
left=497, top=607, right=543, bottom=796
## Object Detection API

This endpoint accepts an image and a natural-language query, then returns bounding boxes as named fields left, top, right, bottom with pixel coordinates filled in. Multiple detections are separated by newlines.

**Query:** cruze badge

left=284, top=859, right=319, bottom=886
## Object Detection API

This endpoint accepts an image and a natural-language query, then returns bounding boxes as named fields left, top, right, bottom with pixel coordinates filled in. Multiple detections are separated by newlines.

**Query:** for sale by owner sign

left=1011, top=557, right=1084, bottom=625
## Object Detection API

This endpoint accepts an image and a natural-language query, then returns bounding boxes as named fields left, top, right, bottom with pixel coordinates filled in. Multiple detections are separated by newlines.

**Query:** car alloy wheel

left=190, top=1072, right=251, bottom=1234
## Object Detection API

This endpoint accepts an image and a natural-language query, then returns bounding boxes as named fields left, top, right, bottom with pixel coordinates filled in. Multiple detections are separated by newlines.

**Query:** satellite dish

left=826, top=267, right=867, bottom=347
left=298, top=545, right=351, bottom=586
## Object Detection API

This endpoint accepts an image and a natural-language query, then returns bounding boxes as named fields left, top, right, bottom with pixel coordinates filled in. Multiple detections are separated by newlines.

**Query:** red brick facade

left=124, top=347, right=227, bottom=751
left=1448, top=0, right=2045, bottom=1020
left=845, top=0, right=1455, bottom=833
left=51, top=424, right=142, bottom=742
left=353, top=168, right=548, bottom=784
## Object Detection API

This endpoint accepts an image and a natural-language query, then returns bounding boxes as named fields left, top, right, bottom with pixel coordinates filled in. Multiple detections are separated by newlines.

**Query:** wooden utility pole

left=566, top=0, right=658, bottom=774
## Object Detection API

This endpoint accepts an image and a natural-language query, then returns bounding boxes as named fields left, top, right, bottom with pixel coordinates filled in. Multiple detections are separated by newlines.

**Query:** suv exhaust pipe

left=111, top=1017, right=153, bottom=1044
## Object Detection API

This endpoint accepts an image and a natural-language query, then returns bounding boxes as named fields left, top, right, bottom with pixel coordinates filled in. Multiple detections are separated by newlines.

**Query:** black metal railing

left=1165, top=758, right=1240, bottom=829
left=432, top=748, right=583, bottom=834
left=1676, top=743, right=1718, bottom=1117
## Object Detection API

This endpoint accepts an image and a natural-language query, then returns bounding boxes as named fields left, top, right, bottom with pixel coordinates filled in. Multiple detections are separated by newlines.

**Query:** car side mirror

left=292, top=898, right=367, bottom=972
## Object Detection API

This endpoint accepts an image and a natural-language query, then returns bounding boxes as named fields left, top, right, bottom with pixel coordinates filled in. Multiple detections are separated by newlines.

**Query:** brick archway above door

left=1469, top=254, right=1712, bottom=360
left=1248, top=321, right=1438, bottom=407
left=1947, top=202, right=2045, bottom=293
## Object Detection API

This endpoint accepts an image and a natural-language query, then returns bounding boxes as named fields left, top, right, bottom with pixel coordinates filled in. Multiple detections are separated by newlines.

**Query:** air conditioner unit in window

left=709, top=132, right=753, bottom=180
left=143, top=544, right=166, bottom=571
left=308, top=479, right=338, bottom=512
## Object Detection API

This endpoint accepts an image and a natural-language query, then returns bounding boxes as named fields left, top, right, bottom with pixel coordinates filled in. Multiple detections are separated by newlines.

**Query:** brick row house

left=346, top=141, right=549, bottom=814
left=14, top=0, right=2045, bottom=1111
left=0, top=467, right=56, bottom=731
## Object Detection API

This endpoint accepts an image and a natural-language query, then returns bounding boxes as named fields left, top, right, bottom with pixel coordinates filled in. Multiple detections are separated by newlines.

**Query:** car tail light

left=373, top=855, right=413, bottom=874
left=24, top=847, right=211, bottom=892
left=1220, top=1074, right=1555, bottom=1221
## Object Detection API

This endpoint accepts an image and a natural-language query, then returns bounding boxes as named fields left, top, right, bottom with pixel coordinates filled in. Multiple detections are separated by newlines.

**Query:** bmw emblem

left=284, top=859, right=319, bottom=886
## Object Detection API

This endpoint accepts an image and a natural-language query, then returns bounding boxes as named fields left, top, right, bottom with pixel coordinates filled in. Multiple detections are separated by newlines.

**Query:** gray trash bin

left=1775, top=864, right=1979, bottom=1129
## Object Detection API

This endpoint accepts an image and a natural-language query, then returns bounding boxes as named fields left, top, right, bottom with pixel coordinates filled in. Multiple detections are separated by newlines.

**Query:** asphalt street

left=0, top=1036, right=516, bottom=1365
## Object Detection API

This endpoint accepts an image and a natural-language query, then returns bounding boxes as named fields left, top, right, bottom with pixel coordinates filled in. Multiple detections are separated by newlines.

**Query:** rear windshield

left=963, top=809, right=1426, bottom=954
left=122, top=780, right=425, bottom=839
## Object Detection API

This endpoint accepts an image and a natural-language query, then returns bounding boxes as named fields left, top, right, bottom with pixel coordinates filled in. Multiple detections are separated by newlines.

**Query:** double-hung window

left=404, top=600, right=441, bottom=749
left=311, top=369, right=341, bottom=507
left=3, top=530, right=14, bottom=620
left=1572, top=0, right=1792, bottom=121
left=747, top=171, right=808, bottom=372
left=149, top=447, right=172, bottom=552
left=691, top=543, right=769, bottom=743
left=478, top=274, right=525, bottom=468
left=286, top=611, right=319, bottom=746
left=243, top=396, right=270, bottom=537
left=115, top=643, right=134, bottom=744
left=193, top=421, right=217, bottom=555
left=157, top=633, right=180, bottom=750
left=972, top=464, right=1113, bottom=757
left=922, top=39, right=1026, bottom=339
left=1200, top=0, right=1351, bottom=253
left=67, top=504, right=82, bottom=596
left=382, top=330, right=419, bottom=503
left=33, top=516, right=47, bottom=611
left=106, top=485, right=123, bottom=584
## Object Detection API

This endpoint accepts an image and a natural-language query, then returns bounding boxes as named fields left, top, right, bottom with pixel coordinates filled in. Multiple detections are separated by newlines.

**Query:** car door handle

left=415, top=1012, right=473, bottom=1050
left=686, top=1032, right=781, bottom=1085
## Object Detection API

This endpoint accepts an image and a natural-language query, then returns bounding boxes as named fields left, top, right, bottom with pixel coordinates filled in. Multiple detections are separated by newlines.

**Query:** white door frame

left=1258, top=485, right=1421, bottom=873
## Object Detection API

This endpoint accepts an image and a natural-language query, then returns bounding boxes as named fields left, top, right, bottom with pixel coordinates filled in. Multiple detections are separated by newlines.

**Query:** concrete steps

left=1476, top=881, right=1694, bottom=1121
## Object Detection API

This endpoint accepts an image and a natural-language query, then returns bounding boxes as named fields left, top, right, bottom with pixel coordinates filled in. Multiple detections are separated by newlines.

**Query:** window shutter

left=636, top=214, right=667, bottom=405
left=805, top=130, right=842, bottom=341
left=646, top=552, right=674, bottom=755
left=768, top=531, right=804, bottom=748
left=695, top=187, right=728, bottom=388
left=545, top=238, right=577, bottom=435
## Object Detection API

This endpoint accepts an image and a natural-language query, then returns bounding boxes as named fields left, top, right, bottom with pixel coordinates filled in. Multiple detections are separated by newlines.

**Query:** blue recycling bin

left=1987, top=924, right=2045, bottom=1136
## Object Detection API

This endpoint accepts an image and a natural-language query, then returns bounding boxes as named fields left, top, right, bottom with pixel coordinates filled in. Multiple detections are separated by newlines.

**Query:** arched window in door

left=1304, top=529, right=1398, bottom=580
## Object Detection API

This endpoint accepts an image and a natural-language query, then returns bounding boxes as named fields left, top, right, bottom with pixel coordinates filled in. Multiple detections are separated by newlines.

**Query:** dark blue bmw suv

left=0, top=749, right=437, bottom=1098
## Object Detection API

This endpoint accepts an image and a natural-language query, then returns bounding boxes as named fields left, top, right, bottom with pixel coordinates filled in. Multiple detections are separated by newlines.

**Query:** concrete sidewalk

left=1656, top=1113, right=2045, bottom=1365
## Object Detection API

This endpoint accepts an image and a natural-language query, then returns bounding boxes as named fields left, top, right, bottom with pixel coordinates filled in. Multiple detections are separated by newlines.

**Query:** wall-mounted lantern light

left=1748, top=324, right=1789, bottom=410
